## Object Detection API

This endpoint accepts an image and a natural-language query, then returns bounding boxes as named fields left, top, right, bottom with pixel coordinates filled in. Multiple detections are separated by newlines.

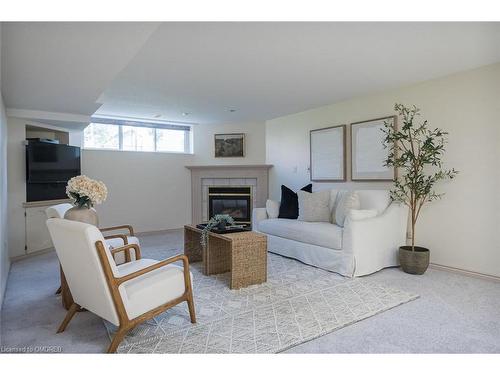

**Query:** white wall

left=266, top=63, right=500, bottom=277
left=81, top=121, right=266, bottom=232
left=6, top=117, right=25, bottom=258
left=0, top=24, right=11, bottom=309
left=5, top=116, right=265, bottom=257
left=192, top=121, right=266, bottom=165
left=1, top=98, right=10, bottom=308
left=82, top=150, right=193, bottom=232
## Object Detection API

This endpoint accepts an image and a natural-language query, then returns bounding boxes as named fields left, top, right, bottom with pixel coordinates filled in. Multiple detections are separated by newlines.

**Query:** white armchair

left=46, top=203, right=139, bottom=264
left=46, top=218, right=196, bottom=353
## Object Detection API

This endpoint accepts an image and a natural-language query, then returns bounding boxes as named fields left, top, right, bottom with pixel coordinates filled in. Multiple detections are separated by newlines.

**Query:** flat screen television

left=26, top=142, right=81, bottom=183
left=26, top=142, right=81, bottom=201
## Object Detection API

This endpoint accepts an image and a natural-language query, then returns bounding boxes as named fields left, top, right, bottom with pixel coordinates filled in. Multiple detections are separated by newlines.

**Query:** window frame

left=83, top=117, right=193, bottom=154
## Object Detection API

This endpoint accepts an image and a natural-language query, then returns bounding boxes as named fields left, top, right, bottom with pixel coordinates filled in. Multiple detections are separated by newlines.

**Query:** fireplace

left=208, top=186, right=251, bottom=224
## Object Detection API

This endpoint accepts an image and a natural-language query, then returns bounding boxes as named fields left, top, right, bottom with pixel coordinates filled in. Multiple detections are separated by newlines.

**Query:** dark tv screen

left=26, top=143, right=81, bottom=183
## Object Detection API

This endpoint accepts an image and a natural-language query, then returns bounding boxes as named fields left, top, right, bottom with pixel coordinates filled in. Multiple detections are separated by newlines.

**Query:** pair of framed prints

left=309, top=116, right=397, bottom=182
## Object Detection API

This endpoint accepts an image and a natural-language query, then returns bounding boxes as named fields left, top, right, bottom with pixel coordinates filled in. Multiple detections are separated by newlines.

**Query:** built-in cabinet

left=20, top=124, right=72, bottom=256
left=22, top=199, right=71, bottom=254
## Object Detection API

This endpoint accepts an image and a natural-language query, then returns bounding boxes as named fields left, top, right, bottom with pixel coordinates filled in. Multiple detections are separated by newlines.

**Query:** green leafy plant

left=382, top=104, right=458, bottom=251
left=200, top=214, right=235, bottom=246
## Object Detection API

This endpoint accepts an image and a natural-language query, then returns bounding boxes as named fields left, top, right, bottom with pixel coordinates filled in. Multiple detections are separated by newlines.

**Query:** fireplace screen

left=208, top=186, right=251, bottom=223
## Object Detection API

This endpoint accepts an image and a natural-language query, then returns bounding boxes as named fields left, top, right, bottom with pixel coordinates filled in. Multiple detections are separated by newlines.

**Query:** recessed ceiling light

left=182, top=112, right=190, bottom=116
left=153, top=114, right=162, bottom=118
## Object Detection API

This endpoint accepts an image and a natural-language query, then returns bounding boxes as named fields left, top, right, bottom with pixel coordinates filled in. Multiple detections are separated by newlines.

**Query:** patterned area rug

left=104, top=253, right=418, bottom=353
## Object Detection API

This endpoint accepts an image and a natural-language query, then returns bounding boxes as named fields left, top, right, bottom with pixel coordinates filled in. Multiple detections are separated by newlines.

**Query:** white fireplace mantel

left=186, top=164, right=273, bottom=224
left=185, top=164, right=273, bottom=171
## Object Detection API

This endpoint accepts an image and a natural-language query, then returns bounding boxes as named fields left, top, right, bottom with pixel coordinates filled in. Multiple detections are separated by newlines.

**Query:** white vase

left=64, top=206, right=99, bottom=226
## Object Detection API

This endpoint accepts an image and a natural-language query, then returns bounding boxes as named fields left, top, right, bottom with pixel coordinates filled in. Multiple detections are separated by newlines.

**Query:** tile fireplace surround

left=185, top=164, right=273, bottom=224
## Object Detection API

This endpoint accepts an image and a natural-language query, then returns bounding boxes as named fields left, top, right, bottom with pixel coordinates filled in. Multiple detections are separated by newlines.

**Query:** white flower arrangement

left=66, top=175, right=108, bottom=208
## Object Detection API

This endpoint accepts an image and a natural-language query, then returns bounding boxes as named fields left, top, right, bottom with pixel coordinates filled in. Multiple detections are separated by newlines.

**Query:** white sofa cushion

left=328, top=189, right=339, bottom=216
left=355, top=190, right=391, bottom=214
left=259, top=218, right=343, bottom=250
left=265, top=199, right=280, bottom=219
left=297, top=190, right=331, bottom=222
left=333, top=191, right=361, bottom=226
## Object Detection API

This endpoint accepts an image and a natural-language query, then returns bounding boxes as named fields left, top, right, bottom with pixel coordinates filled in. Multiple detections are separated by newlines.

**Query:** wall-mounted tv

left=26, top=142, right=81, bottom=201
left=26, top=143, right=81, bottom=183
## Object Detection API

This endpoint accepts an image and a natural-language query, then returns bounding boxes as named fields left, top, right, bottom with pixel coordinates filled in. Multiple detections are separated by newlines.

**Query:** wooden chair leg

left=107, top=326, right=131, bottom=353
left=57, top=303, right=79, bottom=333
left=187, top=293, right=196, bottom=323
left=60, top=268, right=75, bottom=310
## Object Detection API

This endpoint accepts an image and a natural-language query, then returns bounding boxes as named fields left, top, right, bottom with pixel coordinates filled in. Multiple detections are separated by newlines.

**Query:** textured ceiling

left=2, top=22, right=500, bottom=126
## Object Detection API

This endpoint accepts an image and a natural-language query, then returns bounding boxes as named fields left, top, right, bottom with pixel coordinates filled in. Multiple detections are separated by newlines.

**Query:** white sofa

left=252, top=189, right=408, bottom=277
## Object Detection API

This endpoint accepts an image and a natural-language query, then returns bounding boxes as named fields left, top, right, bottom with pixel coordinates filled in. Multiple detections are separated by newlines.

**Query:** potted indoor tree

left=383, top=104, right=458, bottom=274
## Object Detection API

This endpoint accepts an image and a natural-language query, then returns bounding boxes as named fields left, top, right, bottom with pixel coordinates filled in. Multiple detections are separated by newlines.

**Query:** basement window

left=83, top=118, right=192, bottom=153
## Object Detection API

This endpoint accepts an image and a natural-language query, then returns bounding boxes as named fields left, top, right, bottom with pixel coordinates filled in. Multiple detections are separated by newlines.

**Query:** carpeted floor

left=106, top=253, right=418, bottom=353
left=1, top=229, right=500, bottom=353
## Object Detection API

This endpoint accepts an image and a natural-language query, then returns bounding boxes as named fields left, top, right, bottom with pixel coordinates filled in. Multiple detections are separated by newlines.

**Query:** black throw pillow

left=278, top=183, right=313, bottom=219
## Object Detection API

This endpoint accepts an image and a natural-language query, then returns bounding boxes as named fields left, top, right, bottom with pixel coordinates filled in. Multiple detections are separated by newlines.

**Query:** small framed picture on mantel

left=214, top=133, right=245, bottom=158
left=350, top=116, right=397, bottom=181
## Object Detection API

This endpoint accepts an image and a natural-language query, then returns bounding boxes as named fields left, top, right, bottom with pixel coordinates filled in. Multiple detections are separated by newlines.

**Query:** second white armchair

left=45, top=203, right=139, bottom=264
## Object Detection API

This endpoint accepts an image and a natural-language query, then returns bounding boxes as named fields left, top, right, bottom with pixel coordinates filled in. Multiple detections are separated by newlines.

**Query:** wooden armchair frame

left=100, top=225, right=135, bottom=237
left=100, top=225, right=136, bottom=263
left=56, top=241, right=196, bottom=353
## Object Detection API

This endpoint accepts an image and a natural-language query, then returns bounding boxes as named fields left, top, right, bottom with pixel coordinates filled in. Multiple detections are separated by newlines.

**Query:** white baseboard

left=135, top=227, right=183, bottom=236
left=11, top=247, right=55, bottom=262
left=429, top=263, right=500, bottom=282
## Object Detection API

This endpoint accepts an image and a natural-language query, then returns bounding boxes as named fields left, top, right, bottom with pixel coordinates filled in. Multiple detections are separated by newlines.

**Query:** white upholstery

left=106, top=236, right=140, bottom=264
left=356, top=190, right=391, bottom=214
left=118, top=263, right=188, bottom=320
left=333, top=191, right=361, bottom=226
left=259, top=218, right=343, bottom=250
left=348, top=209, right=378, bottom=221
left=343, top=203, right=408, bottom=276
left=252, top=207, right=269, bottom=229
left=46, top=218, right=191, bottom=324
left=253, top=189, right=408, bottom=277
left=266, top=234, right=354, bottom=277
left=45, top=203, right=139, bottom=265
left=265, top=199, right=280, bottom=219
left=116, top=258, right=191, bottom=320
left=46, top=218, right=121, bottom=325
left=116, top=258, right=158, bottom=275
left=297, top=190, right=331, bottom=222
left=45, top=203, right=74, bottom=220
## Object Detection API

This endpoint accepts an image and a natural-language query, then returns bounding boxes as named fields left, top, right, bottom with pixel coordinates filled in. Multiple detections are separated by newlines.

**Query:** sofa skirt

left=266, top=234, right=355, bottom=277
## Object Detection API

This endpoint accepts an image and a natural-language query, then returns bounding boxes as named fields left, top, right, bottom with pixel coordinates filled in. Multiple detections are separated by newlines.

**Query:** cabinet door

left=26, top=207, right=53, bottom=254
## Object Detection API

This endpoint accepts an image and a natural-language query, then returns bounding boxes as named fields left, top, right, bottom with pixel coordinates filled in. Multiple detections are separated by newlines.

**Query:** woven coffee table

left=184, top=224, right=267, bottom=289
